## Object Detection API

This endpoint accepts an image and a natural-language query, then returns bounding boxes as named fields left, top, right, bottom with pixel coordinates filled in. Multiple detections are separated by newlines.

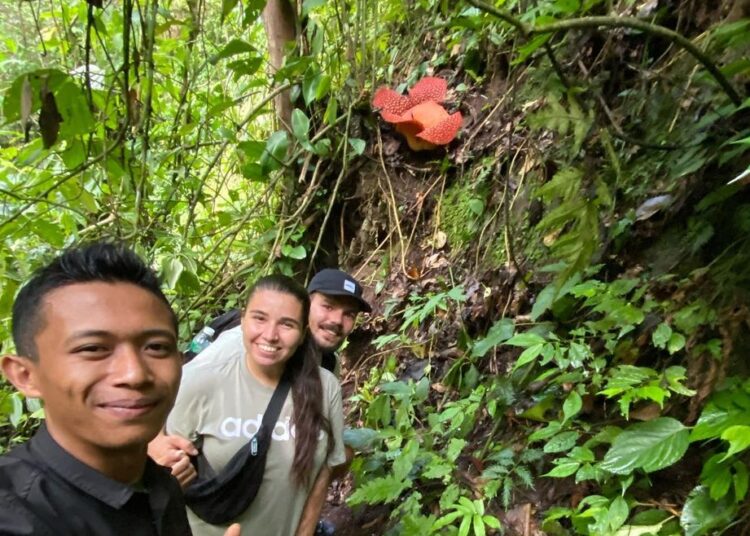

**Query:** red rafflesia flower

left=372, top=76, right=463, bottom=151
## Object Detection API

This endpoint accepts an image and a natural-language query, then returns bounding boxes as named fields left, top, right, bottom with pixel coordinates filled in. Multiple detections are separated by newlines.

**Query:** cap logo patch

left=343, top=280, right=356, bottom=293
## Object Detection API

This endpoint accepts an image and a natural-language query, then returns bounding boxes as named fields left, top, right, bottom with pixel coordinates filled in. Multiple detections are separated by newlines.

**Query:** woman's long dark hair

left=245, top=275, right=334, bottom=487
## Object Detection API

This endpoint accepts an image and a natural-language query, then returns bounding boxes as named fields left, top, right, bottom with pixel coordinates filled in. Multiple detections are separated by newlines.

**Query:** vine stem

left=305, top=105, right=354, bottom=282
left=465, top=0, right=742, bottom=106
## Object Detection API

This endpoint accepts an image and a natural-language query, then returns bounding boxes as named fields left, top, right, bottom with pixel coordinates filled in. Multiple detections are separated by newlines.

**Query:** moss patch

left=440, top=178, right=489, bottom=252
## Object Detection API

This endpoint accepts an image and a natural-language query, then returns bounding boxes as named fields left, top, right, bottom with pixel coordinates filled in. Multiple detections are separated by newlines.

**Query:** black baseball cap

left=307, top=269, right=372, bottom=313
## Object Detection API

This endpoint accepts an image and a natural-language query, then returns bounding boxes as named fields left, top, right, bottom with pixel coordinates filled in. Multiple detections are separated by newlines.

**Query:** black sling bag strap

left=184, top=369, right=292, bottom=524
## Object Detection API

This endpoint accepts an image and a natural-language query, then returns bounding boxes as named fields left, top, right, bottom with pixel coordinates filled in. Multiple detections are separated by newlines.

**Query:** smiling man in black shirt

left=0, top=243, right=239, bottom=536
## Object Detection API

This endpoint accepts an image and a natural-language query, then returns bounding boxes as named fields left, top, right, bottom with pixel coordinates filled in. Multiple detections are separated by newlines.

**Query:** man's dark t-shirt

left=0, top=424, right=192, bottom=536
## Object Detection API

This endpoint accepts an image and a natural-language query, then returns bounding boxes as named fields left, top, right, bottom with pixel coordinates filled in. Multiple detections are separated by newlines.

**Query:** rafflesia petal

left=417, top=111, right=463, bottom=145
left=407, top=77, right=448, bottom=106
left=372, top=87, right=412, bottom=117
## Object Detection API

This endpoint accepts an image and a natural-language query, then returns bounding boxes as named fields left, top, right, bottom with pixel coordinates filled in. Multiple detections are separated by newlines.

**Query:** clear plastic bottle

left=188, top=326, right=215, bottom=355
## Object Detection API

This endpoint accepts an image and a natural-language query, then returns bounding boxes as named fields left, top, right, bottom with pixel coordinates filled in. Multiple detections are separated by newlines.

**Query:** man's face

left=308, top=292, right=360, bottom=352
left=22, top=282, right=181, bottom=455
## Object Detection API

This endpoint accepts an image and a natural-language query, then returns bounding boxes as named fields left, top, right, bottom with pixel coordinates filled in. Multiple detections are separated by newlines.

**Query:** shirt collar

left=30, top=424, right=160, bottom=510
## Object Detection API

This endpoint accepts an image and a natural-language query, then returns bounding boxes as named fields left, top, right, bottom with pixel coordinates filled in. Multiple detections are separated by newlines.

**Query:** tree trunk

left=262, top=0, right=297, bottom=130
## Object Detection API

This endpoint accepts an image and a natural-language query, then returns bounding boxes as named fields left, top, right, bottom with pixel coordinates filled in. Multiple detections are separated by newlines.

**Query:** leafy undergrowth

left=326, top=1, right=750, bottom=535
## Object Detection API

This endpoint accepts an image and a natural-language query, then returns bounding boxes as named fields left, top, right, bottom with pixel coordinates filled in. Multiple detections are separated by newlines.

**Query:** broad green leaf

left=212, top=39, right=257, bottom=63
left=380, top=381, right=411, bottom=399
left=680, top=486, right=736, bottom=536
left=506, top=332, right=546, bottom=347
left=10, top=393, right=24, bottom=427
left=458, top=514, right=471, bottom=536
left=32, top=219, right=65, bottom=247
left=432, top=511, right=463, bottom=531
left=291, top=109, right=311, bottom=145
left=600, top=417, right=689, bottom=474
left=667, top=332, right=686, bottom=354
left=162, top=257, right=184, bottom=290
left=563, top=391, right=582, bottom=423
left=691, top=386, right=750, bottom=441
left=664, top=366, right=696, bottom=396
left=221, top=0, right=239, bottom=21
left=513, top=343, right=544, bottom=370
left=544, top=461, right=580, bottom=477
left=243, top=0, right=267, bottom=25
left=614, top=519, right=670, bottom=536
left=302, top=73, right=321, bottom=105
left=734, top=462, right=749, bottom=501
left=237, top=140, right=266, bottom=160
left=608, top=496, right=629, bottom=531
left=446, top=438, right=466, bottom=462
left=483, top=515, right=501, bottom=529
left=473, top=499, right=484, bottom=516
left=313, top=138, right=332, bottom=156
left=721, top=425, right=750, bottom=459
left=512, top=33, right=552, bottom=64
left=569, top=446, right=595, bottom=462
left=260, top=130, right=289, bottom=174
left=544, top=431, right=580, bottom=453
left=25, top=397, right=42, bottom=413
left=349, top=138, right=366, bottom=156
left=55, top=79, right=95, bottom=138
left=652, top=323, right=672, bottom=349
left=467, top=198, right=484, bottom=216
left=324, top=97, right=338, bottom=125
left=530, top=282, right=559, bottom=320
left=471, top=318, right=514, bottom=358
left=281, top=244, right=306, bottom=259
left=315, top=75, right=332, bottom=100
left=422, top=458, right=452, bottom=480
left=472, top=514, right=485, bottom=536
left=227, top=57, right=263, bottom=78
left=342, top=428, right=379, bottom=450
left=528, top=421, right=561, bottom=442
left=456, top=497, right=474, bottom=515
left=393, top=439, right=419, bottom=480
left=61, top=139, right=86, bottom=169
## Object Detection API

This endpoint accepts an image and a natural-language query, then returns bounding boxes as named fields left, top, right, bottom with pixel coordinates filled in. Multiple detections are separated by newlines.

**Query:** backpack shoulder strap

left=260, top=369, right=292, bottom=431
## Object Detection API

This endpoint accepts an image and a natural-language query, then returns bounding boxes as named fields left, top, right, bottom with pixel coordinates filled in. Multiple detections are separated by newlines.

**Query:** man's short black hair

left=11, top=242, right=177, bottom=360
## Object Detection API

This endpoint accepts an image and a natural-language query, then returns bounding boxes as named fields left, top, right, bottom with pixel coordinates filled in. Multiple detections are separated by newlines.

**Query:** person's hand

left=148, top=433, right=198, bottom=488
left=223, top=523, right=241, bottom=536
left=169, top=452, right=198, bottom=488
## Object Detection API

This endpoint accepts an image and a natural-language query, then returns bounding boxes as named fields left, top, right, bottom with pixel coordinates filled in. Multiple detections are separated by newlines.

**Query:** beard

left=313, top=322, right=344, bottom=352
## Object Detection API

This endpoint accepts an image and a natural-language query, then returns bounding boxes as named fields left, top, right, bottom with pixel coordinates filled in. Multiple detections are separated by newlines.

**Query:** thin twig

left=375, top=126, right=408, bottom=276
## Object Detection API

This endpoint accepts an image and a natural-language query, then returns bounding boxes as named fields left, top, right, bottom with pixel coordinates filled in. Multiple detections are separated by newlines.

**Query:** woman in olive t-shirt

left=167, top=275, right=346, bottom=536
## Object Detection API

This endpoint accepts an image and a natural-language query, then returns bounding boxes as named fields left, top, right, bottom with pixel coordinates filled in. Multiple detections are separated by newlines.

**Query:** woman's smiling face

left=241, top=289, right=305, bottom=377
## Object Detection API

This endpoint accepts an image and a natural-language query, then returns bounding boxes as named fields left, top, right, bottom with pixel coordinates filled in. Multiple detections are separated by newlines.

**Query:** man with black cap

left=306, top=268, right=371, bottom=375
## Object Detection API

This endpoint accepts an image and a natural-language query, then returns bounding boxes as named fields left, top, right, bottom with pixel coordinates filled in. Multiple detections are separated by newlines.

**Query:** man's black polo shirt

left=0, top=424, right=191, bottom=536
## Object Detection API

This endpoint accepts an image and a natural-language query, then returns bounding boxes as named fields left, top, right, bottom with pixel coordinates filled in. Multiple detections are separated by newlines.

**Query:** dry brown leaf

left=629, top=402, right=662, bottom=421
left=39, top=85, right=61, bottom=149
left=431, top=382, right=448, bottom=393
